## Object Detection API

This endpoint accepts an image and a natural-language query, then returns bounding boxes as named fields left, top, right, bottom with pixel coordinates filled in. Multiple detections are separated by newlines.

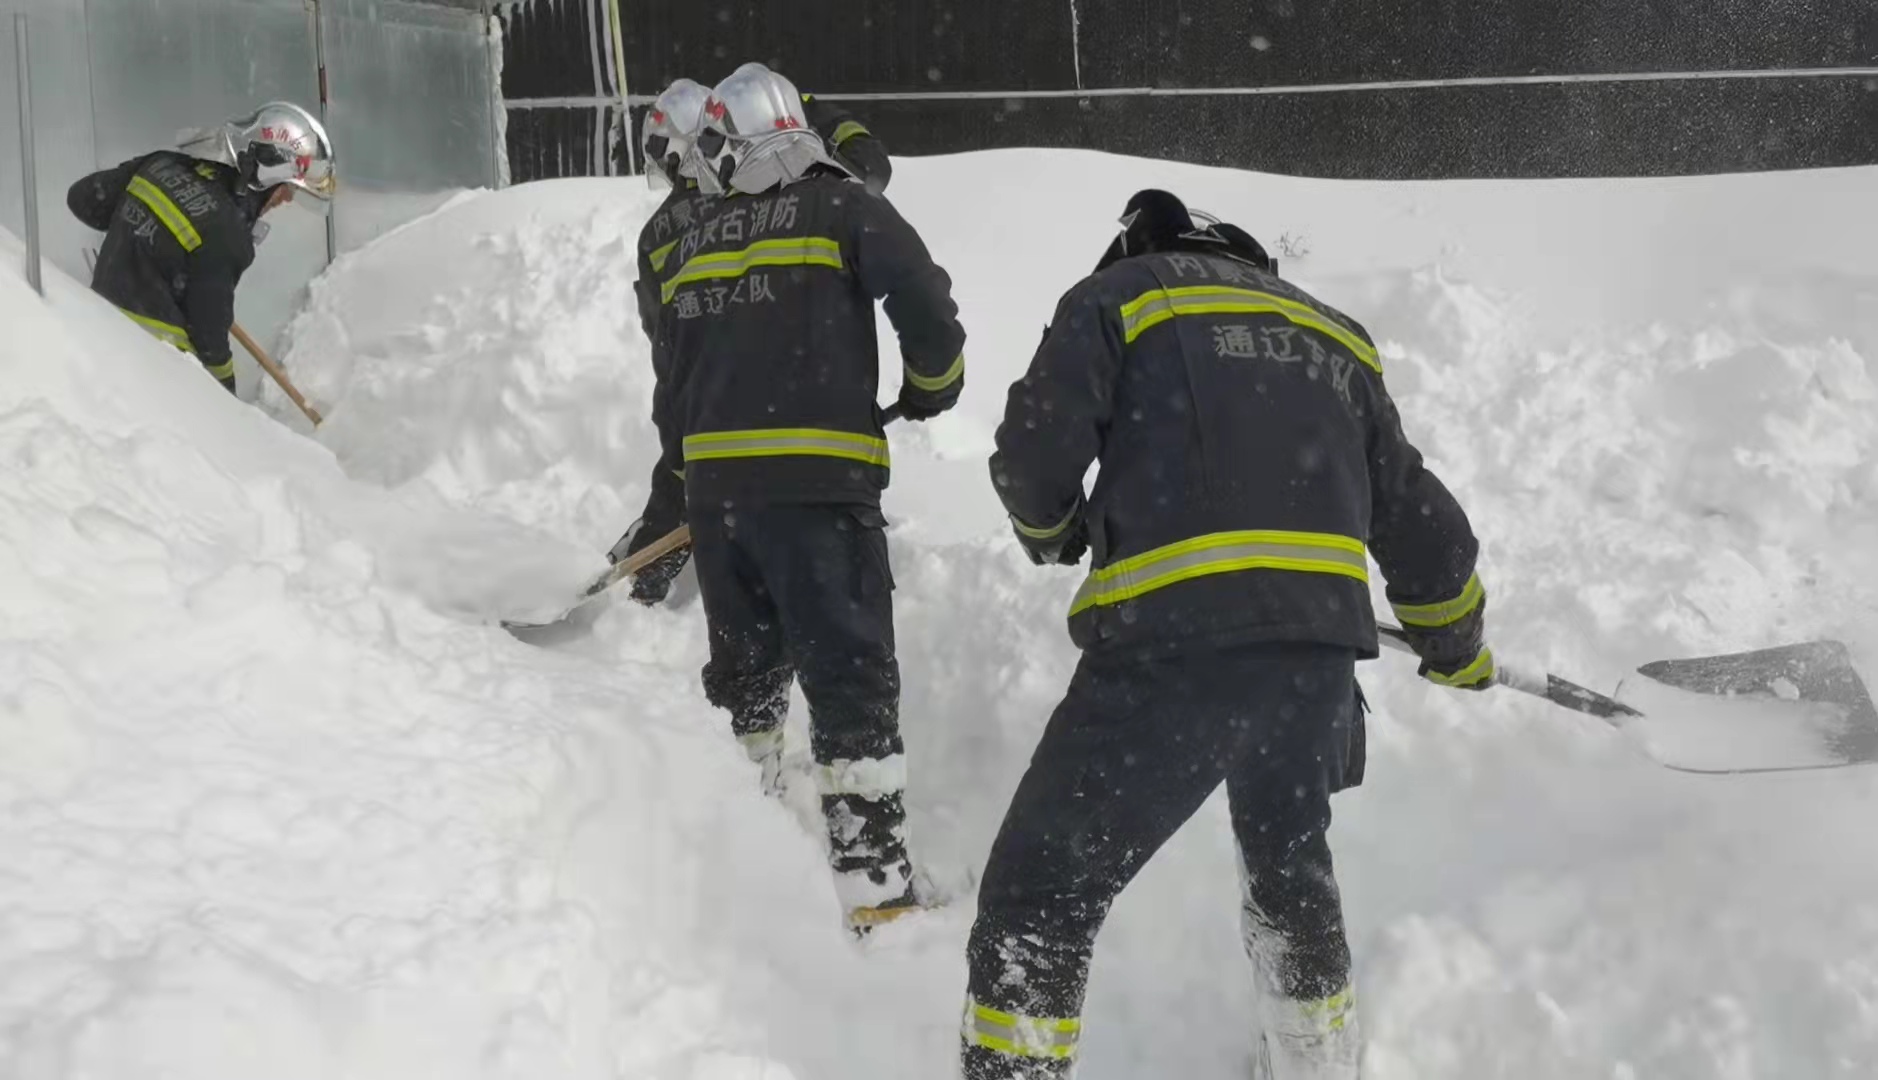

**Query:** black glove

left=607, top=518, right=691, bottom=607
left=1400, top=593, right=1493, bottom=691
left=1013, top=515, right=1088, bottom=567
left=893, top=393, right=947, bottom=422
left=628, top=547, right=690, bottom=606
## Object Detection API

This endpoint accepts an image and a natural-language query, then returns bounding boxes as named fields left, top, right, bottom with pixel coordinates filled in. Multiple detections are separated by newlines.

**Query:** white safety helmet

left=695, top=63, right=845, bottom=196
left=180, top=102, right=336, bottom=203
left=227, top=102, right=337, bottom=201
left=641, top=77, right=712, bottom=188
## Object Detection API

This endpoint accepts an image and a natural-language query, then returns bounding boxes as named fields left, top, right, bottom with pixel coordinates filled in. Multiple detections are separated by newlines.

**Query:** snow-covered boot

left=817, top=754, right=916, bottom=935
left=1252, top=985, right=1361, bottom=1079
left=828, top=794, right=915, bottom=936
left=736, top=728, right=786, bottom=797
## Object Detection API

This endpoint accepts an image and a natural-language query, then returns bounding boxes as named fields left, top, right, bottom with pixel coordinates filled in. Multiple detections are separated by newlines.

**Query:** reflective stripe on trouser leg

left=1258, top=985, right=1362, bottom=1080
left=739, top=728, right=784, bottom=763
left=820, top=754, right=911, bottom=910
left=963, top=996, right=1080, bottom=1061
left=963, top=894, right=1106, bottom=1078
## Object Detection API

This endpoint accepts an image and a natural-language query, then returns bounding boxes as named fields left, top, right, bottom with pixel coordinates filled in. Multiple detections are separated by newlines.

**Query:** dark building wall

left=500, top=0, right=1878, bottom=183
left=619, top=0, right=1077, bottom=93
left=1077, top=0, right=1876, bottom=85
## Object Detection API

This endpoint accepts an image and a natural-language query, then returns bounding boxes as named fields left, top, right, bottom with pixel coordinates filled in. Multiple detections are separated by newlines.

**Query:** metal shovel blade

left=499, top=564, right=621, bottom=631
left=1613, top=640, right=1878, bottom=773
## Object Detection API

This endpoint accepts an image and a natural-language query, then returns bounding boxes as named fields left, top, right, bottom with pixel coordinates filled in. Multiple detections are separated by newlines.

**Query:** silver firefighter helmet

left=641, top=77, right=712, bottom=188
left=181, top=101, right=336, bottom=202
left=696, top=63, right=846, bottom=196
left=230, top=102, right=337, bottom=201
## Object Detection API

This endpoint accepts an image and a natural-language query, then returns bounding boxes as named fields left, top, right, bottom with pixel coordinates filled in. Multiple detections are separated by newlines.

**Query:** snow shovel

left=1378, top=624, right=1878, bottom=774
left=503, top=405, right=911, bottom=632
left=500, top=522, right=693, bottom=631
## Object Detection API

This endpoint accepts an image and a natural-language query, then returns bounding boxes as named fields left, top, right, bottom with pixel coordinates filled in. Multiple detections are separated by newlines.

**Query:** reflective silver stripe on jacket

left=682, top=427, right=890, bottom=468
left=1070, top=529, right=1368, bottom=616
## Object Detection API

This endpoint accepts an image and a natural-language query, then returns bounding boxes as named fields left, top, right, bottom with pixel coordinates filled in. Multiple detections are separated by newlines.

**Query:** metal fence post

left=14, top=13, right=43, bottom=296
left=486, top=2, right=509, bottom=188
left=608, top=0, right=634, bottom=176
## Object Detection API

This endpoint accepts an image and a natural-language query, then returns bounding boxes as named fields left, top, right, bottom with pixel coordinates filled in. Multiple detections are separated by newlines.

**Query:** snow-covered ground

left=4, top=149, right=1877, bottom=1079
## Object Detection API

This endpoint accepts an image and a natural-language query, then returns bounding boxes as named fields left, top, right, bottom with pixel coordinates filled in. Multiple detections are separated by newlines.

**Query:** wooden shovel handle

left=585, top=523, right=693, bottom=599
left=231, top=322, right=323, bottom=427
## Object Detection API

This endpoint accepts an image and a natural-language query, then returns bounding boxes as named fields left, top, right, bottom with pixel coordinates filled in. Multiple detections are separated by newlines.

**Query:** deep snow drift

left=4, top=149, right=1877, bottom=1079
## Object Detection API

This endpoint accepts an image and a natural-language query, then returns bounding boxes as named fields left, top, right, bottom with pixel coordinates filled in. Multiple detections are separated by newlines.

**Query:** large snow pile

left=4, top=148, right=1876, bottom=1078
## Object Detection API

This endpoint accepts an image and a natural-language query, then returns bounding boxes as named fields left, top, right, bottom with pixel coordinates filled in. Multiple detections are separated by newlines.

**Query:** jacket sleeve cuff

left=1390, top=572, right=1485, bottom=628
left=1010, top=499, right=1082, bottom=541
left=903, top=353, right=964, bottom=394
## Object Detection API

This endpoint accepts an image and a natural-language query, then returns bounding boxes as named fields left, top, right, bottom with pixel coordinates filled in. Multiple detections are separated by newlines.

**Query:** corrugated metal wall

left=0, top=0, right=502, bottom=373
left=0, top=0, right=101, bottom=297
left=500, top=0, right=1878, bottom=182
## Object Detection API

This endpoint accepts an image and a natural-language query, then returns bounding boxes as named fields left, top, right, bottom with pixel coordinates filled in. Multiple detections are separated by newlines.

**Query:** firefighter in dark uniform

left=608, top=77, right=718, bottom=604
left=617, top=74, right=895, bottom=605
left=660, top=63, right=965, bottom=934
left=962, top=190, right=1491, bottom=1079
left=67, top=101, right=336, bottom=395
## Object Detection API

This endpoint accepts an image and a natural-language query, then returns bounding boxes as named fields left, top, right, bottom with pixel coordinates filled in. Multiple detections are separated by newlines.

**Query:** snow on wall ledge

left=3, top=146, right=1877, bottom=1079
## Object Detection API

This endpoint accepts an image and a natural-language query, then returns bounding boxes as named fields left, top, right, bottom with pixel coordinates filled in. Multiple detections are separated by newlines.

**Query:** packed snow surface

left=4, top=149, right=1877, bottom=1079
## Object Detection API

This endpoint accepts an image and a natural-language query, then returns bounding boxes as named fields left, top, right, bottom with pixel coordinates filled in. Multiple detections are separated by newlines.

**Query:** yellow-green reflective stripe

left=683, top=427, right=890, bottom=468
left=964, top=999, right=1080, bottom=1060
left=648, top=237, right=680, bottom=273
left=1393, top=573, right=1485, bottom=628
left=1426, top=647, right=1495, bottom=688
left=831, top=120, right=870, bottom=146
left=126, top=176, right=202, bottom=252
left=1070, top=530, right=1368, bottom=616
left=904, top=353, right=964, bottom=392
left=1118, top=286, right=1380, bottom=372
left=204, top=358, right=236, bottom=380
left=662, top=237, right=843, bottom=302
left=118, top=307, right=195, bottom=353
left=1304, top=985, right=1357, bottom=1032
left=1012, top=504, right=1077, bottom=541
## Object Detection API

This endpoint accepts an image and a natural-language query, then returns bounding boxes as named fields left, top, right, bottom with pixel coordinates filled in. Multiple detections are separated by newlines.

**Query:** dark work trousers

left=688, top=501, right=910, bottom=894
left=962, top=642, right=1363, bottom=1079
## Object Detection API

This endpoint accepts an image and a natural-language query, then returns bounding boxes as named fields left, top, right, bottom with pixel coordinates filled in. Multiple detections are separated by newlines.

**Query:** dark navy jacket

left=655, top=172, right=965, bottom=508
left=69, top=152, right=262, bottom=389
left=991, top=249, right=1480, bottom=658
